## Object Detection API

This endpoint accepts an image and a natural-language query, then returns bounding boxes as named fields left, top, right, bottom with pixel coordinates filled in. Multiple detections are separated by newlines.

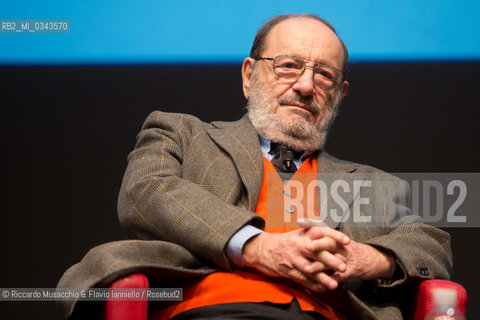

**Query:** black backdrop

left=1, top=62, right=479, bottom=319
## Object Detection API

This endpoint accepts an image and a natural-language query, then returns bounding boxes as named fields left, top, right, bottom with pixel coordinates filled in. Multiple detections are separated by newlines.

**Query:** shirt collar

left=258, top=135, right=315, bottom=163
left=259, top=136, right=274, bottom=157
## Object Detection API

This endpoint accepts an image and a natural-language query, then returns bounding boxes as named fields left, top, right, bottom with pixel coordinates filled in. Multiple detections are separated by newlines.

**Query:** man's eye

left=280, top=62, right=301, bottom=69
left=315, top=69, right=334, bottom=80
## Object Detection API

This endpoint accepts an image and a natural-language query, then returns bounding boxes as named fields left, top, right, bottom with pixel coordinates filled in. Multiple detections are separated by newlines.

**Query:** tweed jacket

left=58, top=111, right=452, bottom=319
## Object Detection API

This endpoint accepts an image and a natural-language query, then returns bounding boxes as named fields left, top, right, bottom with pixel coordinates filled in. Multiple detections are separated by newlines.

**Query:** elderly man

left=59, top=14, right=452, bottom=320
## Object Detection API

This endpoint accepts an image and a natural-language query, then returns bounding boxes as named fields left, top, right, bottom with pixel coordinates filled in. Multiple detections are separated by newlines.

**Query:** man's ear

left=340, top=80, right=349, bottom=100
left=241, top=57, right=254, bottom=100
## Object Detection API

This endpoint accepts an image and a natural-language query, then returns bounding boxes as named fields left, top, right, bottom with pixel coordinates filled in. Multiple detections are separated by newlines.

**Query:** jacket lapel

left=207, top=115, right=264, bottom=212
left=316, top=151, right=360, bottom=229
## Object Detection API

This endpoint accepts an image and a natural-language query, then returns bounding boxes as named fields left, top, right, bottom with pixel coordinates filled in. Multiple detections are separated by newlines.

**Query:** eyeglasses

left=256, top=55, right=344, bottom=90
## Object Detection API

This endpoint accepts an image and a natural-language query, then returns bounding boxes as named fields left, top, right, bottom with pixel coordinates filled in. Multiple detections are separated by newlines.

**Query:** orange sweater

left=156, top=156, right=340, bottom=320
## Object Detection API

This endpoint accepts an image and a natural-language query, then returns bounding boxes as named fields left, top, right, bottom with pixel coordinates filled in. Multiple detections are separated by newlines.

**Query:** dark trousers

left=170, top=298, right=330, bottom=320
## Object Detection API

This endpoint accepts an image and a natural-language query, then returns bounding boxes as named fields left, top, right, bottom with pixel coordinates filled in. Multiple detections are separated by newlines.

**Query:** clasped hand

left=242, top=224, right=393, bottom=293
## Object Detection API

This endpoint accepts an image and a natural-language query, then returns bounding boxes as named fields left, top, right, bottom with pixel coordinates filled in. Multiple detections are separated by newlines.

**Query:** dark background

left=1, top=62, right=479, bottom=319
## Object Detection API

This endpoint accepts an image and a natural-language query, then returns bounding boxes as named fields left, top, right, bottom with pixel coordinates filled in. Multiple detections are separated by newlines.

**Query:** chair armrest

left=102, top=273, right=150, bottom=320
left=411, top=279, right=467, bottom=320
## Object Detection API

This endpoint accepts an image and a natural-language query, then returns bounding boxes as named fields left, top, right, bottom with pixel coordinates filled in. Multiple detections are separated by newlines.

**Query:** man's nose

left=291, top=66, right=315, bottom=97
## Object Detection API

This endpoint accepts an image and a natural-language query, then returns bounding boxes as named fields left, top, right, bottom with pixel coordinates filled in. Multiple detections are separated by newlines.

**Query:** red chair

left=410, top=279, right=467, bottom=320
left=102, top=274, right=149, bottom=320
left=102, top=274, right=467, bottom=320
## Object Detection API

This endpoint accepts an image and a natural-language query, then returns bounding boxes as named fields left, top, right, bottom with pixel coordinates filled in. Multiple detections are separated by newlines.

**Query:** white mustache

left=278, top=94, right=321, bottom=114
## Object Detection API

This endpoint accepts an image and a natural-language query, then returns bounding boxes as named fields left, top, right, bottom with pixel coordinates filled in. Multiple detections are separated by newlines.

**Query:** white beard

left=247, top=68, right=342, bottom=151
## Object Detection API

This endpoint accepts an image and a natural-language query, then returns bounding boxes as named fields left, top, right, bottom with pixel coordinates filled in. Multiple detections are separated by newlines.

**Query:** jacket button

left=417, top=267, right=429, bottom=276
left=285, top=206, right=295, bottom=213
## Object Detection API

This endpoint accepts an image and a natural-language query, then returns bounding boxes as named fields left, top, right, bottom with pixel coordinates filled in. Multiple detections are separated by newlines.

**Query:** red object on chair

left=103, top=275, right=467, bottom=320
left=103, top=273, right=149, bottom=320
left=411, top=279, right=467, bottom=320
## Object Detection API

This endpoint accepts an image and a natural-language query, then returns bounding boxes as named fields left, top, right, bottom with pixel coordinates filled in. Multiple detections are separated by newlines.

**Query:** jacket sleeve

left=117, top=111, right=264, bottom=271
left=346, top=170, right=453, bottom=289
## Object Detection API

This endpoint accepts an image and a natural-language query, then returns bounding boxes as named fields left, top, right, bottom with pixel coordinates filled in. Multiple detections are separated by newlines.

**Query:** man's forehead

left=262, top=17, right=344, bottom=65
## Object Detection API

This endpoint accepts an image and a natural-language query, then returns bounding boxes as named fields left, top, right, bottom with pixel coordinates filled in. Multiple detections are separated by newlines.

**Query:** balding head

left=250, top=14, right=348, bottom=74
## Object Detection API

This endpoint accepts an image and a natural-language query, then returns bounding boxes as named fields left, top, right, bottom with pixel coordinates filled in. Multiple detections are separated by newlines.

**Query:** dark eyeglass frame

left=255, top=54, right=345, bottom=89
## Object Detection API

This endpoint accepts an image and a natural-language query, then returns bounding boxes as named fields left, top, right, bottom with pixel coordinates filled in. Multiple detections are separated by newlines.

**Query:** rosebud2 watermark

left=266, top=172, right=479, bottom=228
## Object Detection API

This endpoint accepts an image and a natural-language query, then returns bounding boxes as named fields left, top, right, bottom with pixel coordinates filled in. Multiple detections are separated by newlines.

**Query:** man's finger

left=334, top=252, right=347, bottom=263
left=287, top=266, right=327, bottom=293
left=312, top=271, right=339, bottom=290
left=305, top=236, right=338, bottom=253
left=303, top=260, right=328, bottom=274
left=297, top=218, right=328, bottom=228
left=304, top=251, right=346, bottom=273
left=305, top=226, right=350, bottom=246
